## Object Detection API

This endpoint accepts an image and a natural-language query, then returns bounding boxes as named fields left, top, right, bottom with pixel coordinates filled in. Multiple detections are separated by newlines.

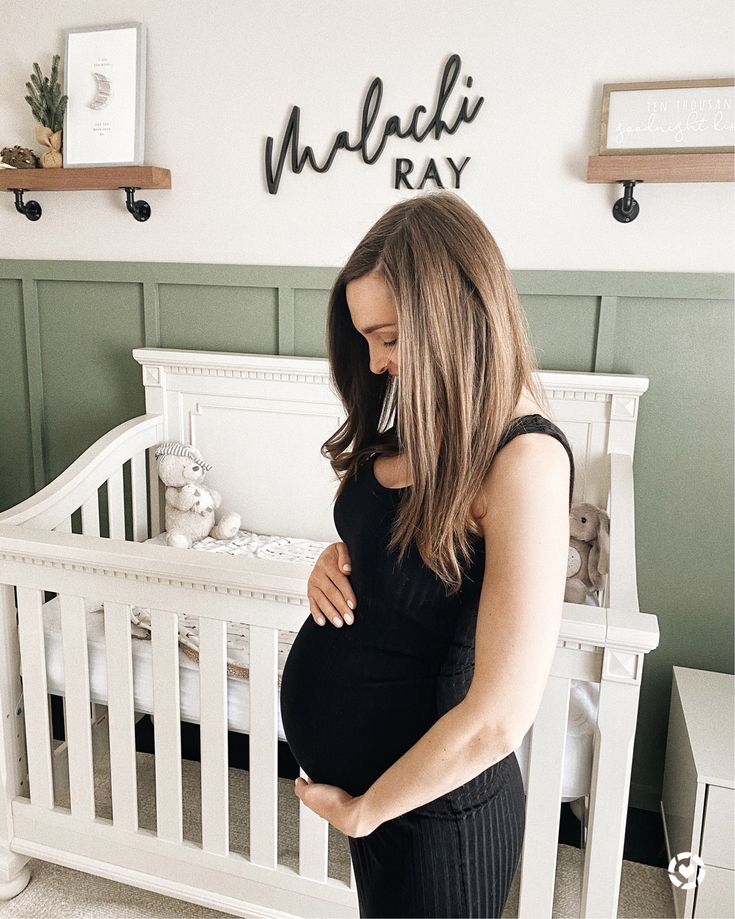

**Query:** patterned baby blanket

left=129, top=529, right=329, bottom=685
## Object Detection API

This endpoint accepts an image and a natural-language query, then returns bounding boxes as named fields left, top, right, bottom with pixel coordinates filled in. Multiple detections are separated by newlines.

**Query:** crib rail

left=0, top=414, right=164, bottom=540
left=0, top=524, right=359, bottom=917
left=0, top=526, right=315, bottom=616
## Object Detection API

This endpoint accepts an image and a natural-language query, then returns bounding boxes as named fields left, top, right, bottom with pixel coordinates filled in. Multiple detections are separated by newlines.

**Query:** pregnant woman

left=280, top=190, right=574, bottom=919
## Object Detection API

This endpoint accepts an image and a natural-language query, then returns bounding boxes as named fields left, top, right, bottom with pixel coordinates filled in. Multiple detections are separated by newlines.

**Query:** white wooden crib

left=0, top=347, right=660, bottom=919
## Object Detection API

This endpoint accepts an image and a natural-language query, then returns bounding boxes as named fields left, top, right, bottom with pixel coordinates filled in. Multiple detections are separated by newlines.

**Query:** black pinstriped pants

left=348, top=752, right=526, bottom=918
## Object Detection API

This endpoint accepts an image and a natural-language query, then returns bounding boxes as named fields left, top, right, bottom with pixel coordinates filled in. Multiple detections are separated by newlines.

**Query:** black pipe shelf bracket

left=13, top=188, right=42, bottom=221
left=612, top=179, right=642, bottom=223
left=9, top=185, right=153, bottom=221
left=124, top=187, right=152, bottom=221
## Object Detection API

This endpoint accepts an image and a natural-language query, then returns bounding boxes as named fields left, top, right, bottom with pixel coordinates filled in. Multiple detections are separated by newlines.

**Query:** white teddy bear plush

left=154, top=441, right=241, bottom=549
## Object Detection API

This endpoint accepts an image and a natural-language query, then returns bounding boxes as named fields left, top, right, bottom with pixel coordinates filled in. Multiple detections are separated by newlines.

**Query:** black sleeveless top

left=280, top=415, right=575, bottom=802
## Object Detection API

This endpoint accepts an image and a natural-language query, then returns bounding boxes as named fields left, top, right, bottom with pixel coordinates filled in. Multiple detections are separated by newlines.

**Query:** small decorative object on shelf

left=587, top=78, right=734, bottom=222
left=36, top=127, right=63, bottom=170
left=0, top=146, right=39, bottom=168
left=0, top=148, right=42, bottom=220
left=24, top=53, right=68, bottom=169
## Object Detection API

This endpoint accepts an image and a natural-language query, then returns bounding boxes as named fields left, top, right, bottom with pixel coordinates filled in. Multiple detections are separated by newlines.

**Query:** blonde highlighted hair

left=322, top=190, right=551, bottom=596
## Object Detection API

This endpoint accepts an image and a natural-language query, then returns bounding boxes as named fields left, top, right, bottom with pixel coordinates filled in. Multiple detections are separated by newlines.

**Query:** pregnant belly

left=280, top=606, right=440, bottom=798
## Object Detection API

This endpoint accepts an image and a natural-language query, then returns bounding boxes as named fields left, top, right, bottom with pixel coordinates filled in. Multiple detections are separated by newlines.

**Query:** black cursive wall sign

left=264, top=53, right=484, bottom=194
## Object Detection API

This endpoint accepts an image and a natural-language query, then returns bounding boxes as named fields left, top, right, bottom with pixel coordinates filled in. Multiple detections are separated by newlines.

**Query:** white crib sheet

left=40, top=528, right=601, bottom=802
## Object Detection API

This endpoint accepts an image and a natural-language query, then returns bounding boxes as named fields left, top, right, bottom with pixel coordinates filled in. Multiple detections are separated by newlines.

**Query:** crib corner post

left=0, top=585, right=31, bottom=899
left=581, top=643, right=645, bottom=919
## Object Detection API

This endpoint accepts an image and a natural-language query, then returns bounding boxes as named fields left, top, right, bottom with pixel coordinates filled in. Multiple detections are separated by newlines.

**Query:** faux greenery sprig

left=24, top=53, right=68, bottom=133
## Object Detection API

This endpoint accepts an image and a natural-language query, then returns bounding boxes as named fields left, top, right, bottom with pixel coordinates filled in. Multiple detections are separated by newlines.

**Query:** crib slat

left=298, top=764, right=329, bottom=882
left=198, top=616, right=229, bottom=856
left=104, top=601, right=138, bottom=833
left=151, top=608, right=183, bottom=844
left=130, top=451, right=149, bottom=542
left=517, top=674, right=570, bottom=919
left=249, top=625, right=278, bottom=869
left=59, top=594, right=95, bottom=820
left=80, top=493, right=100, bottom=537
left=106, top=467, right=126, bottom=540
left=16, top=587, right=54, bottom=809
left=0, top=585, right=26, bottom=800
left=147, top=448, right=163, bottom=538
left=147, top=449, right=165, bottom=536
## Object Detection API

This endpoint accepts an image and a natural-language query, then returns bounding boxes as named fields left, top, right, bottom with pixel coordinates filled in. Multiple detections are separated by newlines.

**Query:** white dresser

left=661, top=666, right=734, bottom=918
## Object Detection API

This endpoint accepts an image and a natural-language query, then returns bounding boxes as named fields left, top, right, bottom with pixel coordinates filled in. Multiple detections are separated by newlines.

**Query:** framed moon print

left=62, top=22, right=146, bottom=167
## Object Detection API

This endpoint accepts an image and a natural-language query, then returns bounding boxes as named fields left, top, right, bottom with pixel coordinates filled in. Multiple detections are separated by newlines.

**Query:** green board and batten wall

left=1, top=259, right=733, bottom=812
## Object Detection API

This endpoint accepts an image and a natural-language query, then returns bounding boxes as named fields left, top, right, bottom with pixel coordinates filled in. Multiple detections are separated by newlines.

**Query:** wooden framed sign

left=599, top=78, right=734, bottom=155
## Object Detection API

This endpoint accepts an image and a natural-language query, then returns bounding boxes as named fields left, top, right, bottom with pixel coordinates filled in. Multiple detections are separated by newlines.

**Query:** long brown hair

left=322, top=190, right=551, bottom=596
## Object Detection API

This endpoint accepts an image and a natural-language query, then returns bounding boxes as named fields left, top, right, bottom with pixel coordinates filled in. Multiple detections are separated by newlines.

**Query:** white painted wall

left=0, top=0, right=732, bottom=270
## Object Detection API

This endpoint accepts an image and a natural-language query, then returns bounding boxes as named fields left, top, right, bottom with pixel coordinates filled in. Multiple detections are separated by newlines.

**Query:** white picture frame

left=599, top=78, right=734, bottom=155
left=62, top=22, right=146, bottom=167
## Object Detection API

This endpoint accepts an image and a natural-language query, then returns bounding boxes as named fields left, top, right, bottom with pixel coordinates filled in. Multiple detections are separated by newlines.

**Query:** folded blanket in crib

left=127, top=528, right=329, bottom=686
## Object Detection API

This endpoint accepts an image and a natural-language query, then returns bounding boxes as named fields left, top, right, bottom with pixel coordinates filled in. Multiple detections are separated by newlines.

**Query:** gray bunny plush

left=565, top=502, right=610, bottom=604
left=154, top=441, right=241, bottom=549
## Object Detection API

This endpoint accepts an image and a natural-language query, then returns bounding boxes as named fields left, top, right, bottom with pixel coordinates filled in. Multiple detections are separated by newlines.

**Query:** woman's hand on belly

left=307, top=541, right=358, bottom=628
left=294, top=775, right=377, bottom=838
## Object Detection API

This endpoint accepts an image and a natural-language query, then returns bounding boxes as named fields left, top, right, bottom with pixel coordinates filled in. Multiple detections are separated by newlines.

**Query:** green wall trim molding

left=143, top=280, right=160, bottom=347
left=278, top=285, right=296, bottom=354
left=19, top=275, right=46, bottom=489
left=2, top=259, right=732, bottom=294
left=1, top=258, right=733, bottom=813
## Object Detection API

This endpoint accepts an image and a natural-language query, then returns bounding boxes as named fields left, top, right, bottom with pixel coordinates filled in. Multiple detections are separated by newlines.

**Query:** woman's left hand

left=294, top=776, right=376, bottom=838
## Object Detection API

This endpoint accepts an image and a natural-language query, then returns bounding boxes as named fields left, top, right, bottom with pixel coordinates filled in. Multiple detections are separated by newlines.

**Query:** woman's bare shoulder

left=469, top=425, right=569, bottom=528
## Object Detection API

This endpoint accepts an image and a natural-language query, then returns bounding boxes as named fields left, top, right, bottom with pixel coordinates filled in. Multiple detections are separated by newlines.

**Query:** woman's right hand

left=307, top=541, right=357, bottom=628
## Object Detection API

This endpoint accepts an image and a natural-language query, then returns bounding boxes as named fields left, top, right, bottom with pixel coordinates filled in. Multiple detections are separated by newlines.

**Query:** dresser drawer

left=700, top=784, right=734, bottom=870
left=694, top=864, right=734, bottom=918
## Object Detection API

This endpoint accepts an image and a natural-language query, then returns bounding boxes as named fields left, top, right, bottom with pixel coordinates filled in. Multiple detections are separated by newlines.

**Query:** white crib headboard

left=536, top=367, right=649, bottom=509
left=132, top=348, right=649, bottom=542
left=133, top=348, right=346, bottom=542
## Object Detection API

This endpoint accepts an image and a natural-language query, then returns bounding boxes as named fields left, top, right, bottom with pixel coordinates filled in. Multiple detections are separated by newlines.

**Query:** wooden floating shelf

left=586, top=152, right=734, bottom=183
left=0, top=165, right=171, bottom=192
left=0, top=165, right=172, bottom=222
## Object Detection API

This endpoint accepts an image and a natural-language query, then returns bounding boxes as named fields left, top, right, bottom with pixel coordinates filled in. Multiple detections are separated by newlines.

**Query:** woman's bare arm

left=357, top=433, right=570, bottom=831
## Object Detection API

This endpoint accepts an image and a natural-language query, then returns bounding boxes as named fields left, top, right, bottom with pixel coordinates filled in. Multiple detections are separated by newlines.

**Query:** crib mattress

left=40, top=528, right=600, bottom=802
